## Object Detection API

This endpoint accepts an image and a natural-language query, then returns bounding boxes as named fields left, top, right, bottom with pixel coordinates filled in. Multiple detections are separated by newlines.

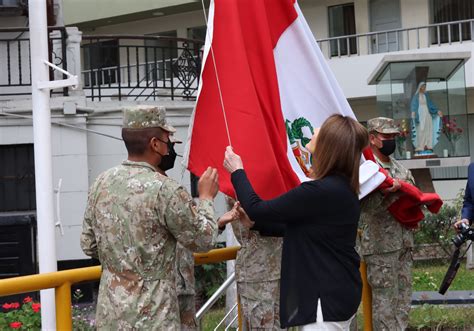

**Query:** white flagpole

left=28, top=0, right=58, bottom=329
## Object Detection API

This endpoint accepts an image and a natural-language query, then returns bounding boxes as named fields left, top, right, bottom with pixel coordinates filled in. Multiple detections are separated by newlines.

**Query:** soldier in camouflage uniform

left=227, top=198, right=284, bottom=331
left=360, top=117, right=416, bottom=331
left=175, top=243, right=198, bottom=330
left=81, top=105, right=221, bottom=330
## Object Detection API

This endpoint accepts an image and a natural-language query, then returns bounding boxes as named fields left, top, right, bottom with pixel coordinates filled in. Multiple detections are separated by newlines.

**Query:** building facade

left=0, top=0, right=473, bottom=266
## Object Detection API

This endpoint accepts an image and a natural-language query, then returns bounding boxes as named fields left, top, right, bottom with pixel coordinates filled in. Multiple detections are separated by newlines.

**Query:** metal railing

left=0, top=246, right=240, bottom=330
left=81, top=35, right=204, bottom=101
left=318, top=19, right=474, bottom=58
left=0, top=27, right=69, bottom=97
left=0, top=244, right=373, bottom=330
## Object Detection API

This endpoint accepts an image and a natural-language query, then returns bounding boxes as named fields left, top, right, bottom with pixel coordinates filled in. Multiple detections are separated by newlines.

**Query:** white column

left=28, top=0, right=58, bottom=330
left=65, top=27, right=83, bottom=94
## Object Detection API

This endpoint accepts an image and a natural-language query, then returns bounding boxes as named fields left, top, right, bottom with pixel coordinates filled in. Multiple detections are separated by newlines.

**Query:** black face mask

left=158, top=141, right=177, bottom=171
left=378, top=139, right=396, bottom=156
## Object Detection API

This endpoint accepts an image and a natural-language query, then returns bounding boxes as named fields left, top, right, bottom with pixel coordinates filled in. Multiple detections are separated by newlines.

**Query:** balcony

left=0, top=19, right=473, bottom=102
left=0, top=27, right=70, bottom=98
left=0, top=28, right=204, bottom=102
left=317, top=19, right=474, bottom=59
left=81, top=35, right=204, bottom=101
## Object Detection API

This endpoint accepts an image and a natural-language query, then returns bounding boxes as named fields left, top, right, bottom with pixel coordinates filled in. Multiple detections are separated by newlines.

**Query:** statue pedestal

left=413, top=153, right=438, bottom=159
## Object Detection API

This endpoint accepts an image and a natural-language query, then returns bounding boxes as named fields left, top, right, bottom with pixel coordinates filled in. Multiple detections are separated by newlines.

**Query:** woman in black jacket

left=223, top=114, right=369, bottom=329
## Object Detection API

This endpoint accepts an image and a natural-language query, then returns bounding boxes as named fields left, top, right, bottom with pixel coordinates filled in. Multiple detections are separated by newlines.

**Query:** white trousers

left=299, top=300, right=354, bottom=331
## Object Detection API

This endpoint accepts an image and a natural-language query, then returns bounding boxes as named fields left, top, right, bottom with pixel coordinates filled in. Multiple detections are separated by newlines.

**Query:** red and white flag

left=184, top=0, right=358, bottom=199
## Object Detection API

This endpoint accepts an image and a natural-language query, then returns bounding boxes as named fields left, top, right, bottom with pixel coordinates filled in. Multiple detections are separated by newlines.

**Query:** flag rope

left=199, top=0, right=232, bottom=148
left=199, top=1, right=254, bottom=327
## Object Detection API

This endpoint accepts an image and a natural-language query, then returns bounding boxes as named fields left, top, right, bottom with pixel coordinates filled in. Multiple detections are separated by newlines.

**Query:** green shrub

left=195, top=243, right=227, bottom=308
left=414, top=189, right=464, bottom=257
left=0, top=297, right=41, bottom=330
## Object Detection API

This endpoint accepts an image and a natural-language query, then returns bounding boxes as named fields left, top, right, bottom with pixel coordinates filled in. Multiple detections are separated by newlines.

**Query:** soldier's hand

left=217, top=202, right=240, bottom=229
left=382, top=179, right=401, bottom=194
left=198, top=167, right=219, bottom=200
left=235, top=202, right=255, bottom=229
left=454, top=219, right=470, bottom=233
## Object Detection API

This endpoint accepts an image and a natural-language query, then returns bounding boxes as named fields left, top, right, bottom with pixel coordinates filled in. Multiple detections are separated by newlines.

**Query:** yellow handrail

left=0, top=245, right=372, bottom=330
left=0, top=247, right=239, bottom=330
left=194, top=246, right=240, bottom=265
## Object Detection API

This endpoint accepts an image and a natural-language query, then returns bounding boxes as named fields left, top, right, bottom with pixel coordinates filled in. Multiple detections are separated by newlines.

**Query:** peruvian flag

left=184, top=0, right=358, bottom=200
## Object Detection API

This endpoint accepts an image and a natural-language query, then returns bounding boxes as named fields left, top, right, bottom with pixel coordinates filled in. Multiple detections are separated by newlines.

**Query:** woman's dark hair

left=311, top=114, right=369, bottom=193
left=122, top=127, right=164, bottom=155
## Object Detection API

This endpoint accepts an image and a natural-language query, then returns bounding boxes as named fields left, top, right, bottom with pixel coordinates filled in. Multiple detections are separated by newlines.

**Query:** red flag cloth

left=185, top=0, right=359, bottom=199
left=362, top=148, right=443, bottom=228
left=185, top=0, right=301, bottom=199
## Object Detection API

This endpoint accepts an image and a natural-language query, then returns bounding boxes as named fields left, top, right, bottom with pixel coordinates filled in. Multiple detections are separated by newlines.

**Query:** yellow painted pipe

left=55, top=282, right=72, bottom=331
left=193, top=246, right=240, bottom=265
left=0, top=266, right=102, bottom=297
left=0, top=246, right=240, bottom=297
left=360, top=260, right=373, bottom=331
left=237, top=295, right=243, bottom=330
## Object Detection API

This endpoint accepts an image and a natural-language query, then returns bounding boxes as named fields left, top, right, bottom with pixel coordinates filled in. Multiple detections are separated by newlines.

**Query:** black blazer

left=231, top=170, right=362, bottom=328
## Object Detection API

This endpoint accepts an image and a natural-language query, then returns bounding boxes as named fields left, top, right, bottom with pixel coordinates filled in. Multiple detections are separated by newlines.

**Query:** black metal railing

left=81, top=35, right=204, bottom=101
left=0, top=27, right=69, bottom=97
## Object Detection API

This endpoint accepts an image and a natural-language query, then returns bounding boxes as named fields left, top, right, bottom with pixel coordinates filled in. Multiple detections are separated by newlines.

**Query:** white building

left=0, top=0, right=473, bottom=270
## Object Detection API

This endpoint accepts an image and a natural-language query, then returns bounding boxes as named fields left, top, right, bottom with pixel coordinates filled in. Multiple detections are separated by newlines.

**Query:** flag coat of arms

left=184, top=0, right=356, bottom=200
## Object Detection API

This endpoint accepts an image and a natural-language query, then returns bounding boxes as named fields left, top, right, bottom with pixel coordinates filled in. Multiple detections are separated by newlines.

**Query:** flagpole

left=28, top=0, right=58, bottom=329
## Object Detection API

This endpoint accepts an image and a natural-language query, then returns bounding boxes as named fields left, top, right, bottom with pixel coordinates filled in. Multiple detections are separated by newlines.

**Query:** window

left=82, top=40, right=119, bottom=86
left=145, top=30, right=178, bottom=80
left=328, top=3, right=357, bottom=56
left=431, top=0, right=474, bottom=44
left=0, top=144, right=35, bottom=212
left=187, top=26, right=207, bottom=41
left=187, top=26, right=206, bottom=58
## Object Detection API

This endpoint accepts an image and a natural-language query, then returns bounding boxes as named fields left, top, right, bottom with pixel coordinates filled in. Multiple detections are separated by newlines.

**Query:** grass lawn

left=412, top=260, right=474, bottom=291
left=408, top=305, right=474, bottom=330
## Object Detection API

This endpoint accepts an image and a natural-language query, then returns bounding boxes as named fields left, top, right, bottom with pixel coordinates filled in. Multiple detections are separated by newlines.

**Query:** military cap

left=367, top=117, right=399, bottom=134
left=169, top=134, right=182, bottom=144
left=123, top=105, right=176, bottom=133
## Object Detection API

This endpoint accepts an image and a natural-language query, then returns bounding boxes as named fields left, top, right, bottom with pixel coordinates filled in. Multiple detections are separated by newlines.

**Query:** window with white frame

left=430, top=0, right=474, bottom=44
left=328, top=3, right=357, bottom=56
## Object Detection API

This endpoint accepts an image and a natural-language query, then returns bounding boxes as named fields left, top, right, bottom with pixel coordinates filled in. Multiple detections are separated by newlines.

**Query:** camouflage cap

left=122, top=105, right=176, bottom=133
left=367, top=117, right=399, bottom=134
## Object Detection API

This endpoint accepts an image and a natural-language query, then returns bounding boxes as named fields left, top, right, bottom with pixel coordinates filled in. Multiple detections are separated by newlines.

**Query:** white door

left=370, top=0, right=402, bottom=53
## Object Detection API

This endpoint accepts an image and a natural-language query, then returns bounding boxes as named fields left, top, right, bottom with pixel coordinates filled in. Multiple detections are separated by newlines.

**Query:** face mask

left=378, top=139, right=396, bottom=156
left=158, top=141, right=177, bottom=172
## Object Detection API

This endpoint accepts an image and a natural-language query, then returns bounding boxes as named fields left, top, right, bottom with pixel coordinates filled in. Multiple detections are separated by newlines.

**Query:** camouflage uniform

left=81, top=106, right=218, bottom=330
left=175, top=243, right=198, bottom=330
left=360, top=117, right=415, bottom=331
left=229, top=200, right=284, bottom=331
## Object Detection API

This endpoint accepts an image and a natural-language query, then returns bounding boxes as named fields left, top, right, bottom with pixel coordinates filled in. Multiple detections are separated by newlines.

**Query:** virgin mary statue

left=410, top=82, right=442, bottom=154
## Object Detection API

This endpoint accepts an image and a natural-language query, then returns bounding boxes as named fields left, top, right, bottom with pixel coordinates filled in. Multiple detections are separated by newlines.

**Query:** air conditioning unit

left=0, top=0, right=26, bottom=17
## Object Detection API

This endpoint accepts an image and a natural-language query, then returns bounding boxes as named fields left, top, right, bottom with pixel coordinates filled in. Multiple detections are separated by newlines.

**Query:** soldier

left=360, top=117, right=416, bottom=331
left=80, top=105, right=234, bottom=330
left=175, top=242, right=198, bottom=330
left=227, top=198, right=284, bottom=331
left=151, top=136, right=198, bottom=331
